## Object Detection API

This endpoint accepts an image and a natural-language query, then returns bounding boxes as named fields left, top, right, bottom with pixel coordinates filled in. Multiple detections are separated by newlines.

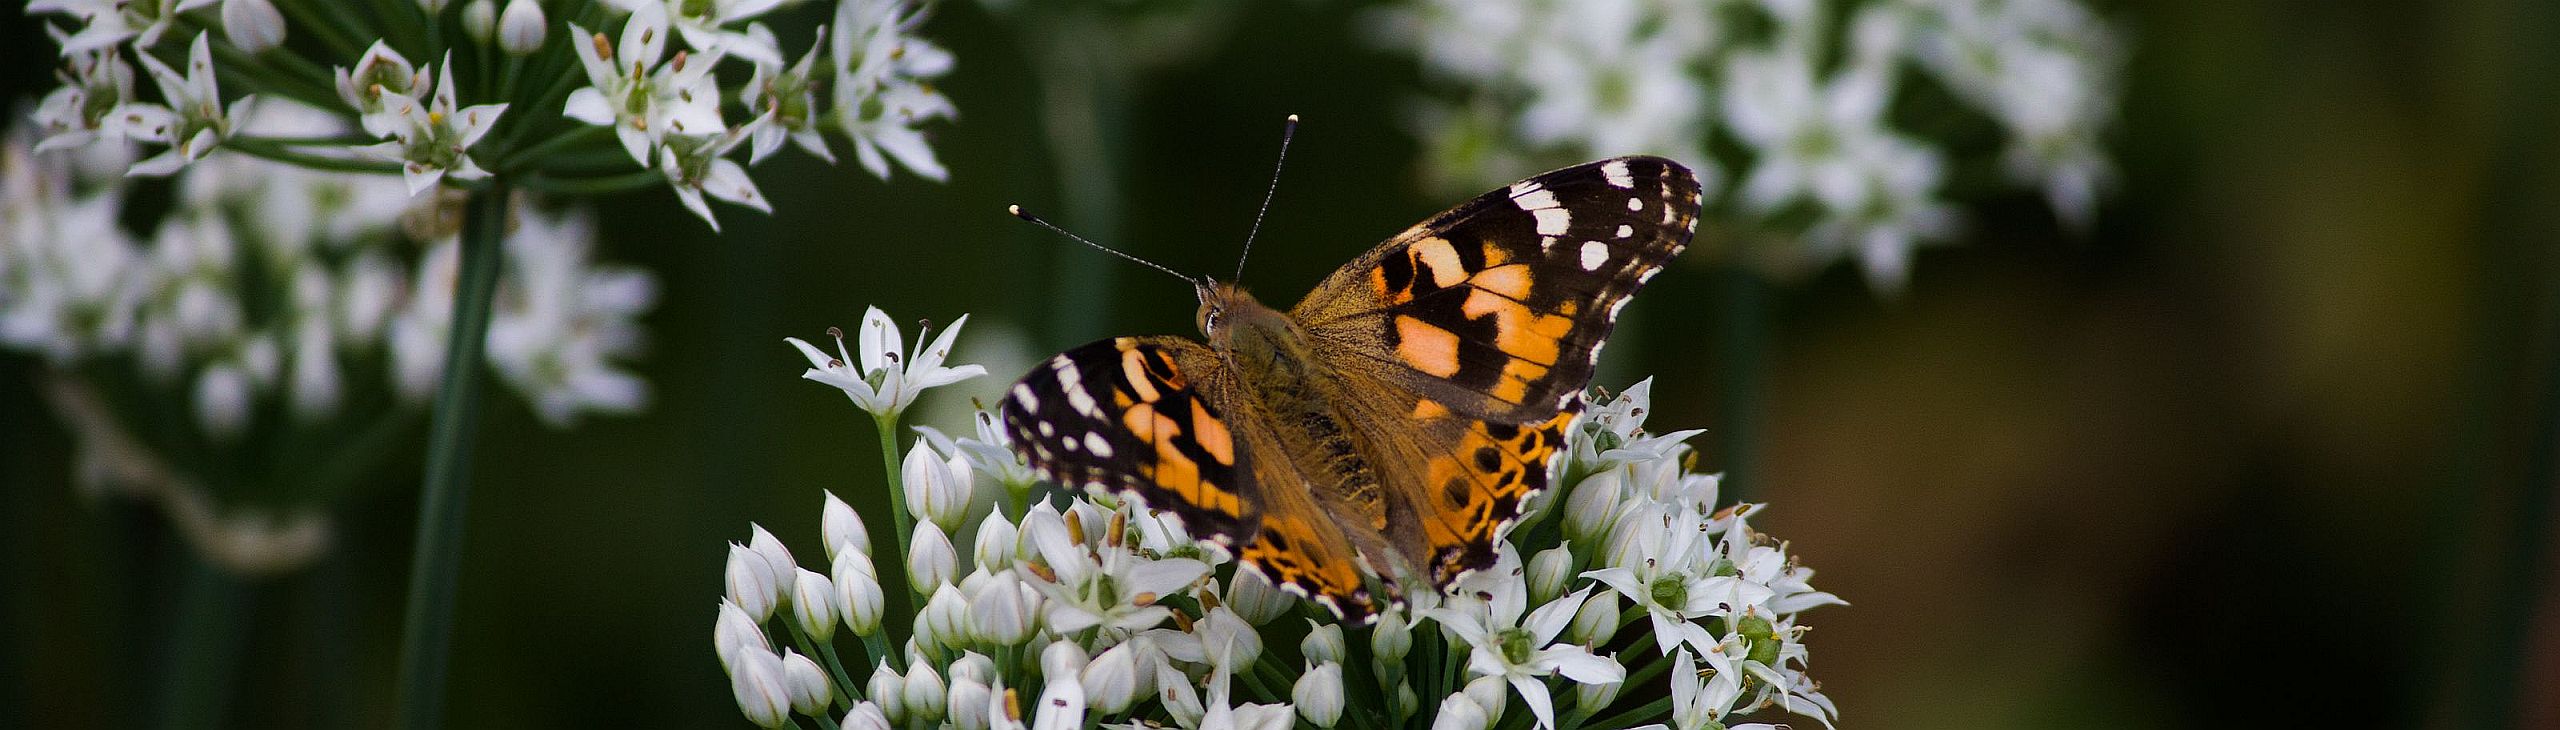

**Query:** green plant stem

left=870, top=412, right=918, bottom=668
left=391, top=181, right=510, bottom=730
left=503, top=124, right=615, bottom=171
left=224, top=137, right=405, bottom=176
left=518, top=169, right=663, bottom=195
left=1579, top=695, right=1673, bottom=730
left=155, top=555, right=249, bottom=730
left=859, top=633, right=893, bottom=677
left=272, top=0, right=367, bottom=59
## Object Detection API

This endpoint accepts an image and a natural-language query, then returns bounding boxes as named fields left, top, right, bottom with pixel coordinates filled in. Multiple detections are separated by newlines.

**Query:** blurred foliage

left=4, top=0, right=2557, bottom=728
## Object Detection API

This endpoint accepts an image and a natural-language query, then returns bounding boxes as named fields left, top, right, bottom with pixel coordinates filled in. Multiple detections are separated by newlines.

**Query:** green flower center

left=1648, top=575, right=1688, bottom=609
left=1496, top=627, right=1535, bottom=665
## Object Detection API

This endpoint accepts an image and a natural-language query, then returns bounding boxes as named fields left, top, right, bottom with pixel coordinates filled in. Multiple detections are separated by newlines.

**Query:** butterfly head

left=1193, top=279, right=1291, bottom=349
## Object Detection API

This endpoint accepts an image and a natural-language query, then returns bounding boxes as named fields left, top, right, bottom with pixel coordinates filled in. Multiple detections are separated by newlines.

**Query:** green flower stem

left=224, top=137, right=406, bottom=176
left=869, top=412, right=920, bottom=671
left=517, top=169, right=663, bottom=195
left=1578, top=695, right=1673, bottom=730
left=784, top=617, right=862, bottom=704
left=807, top=711, right=839, bottom=730
left=859, top=633, right=893, bottom=676
left=391, top=181, right=509, bottom=730
left=502, top=125, right=615, bottom=172
left=272, top=0, right=367, bottom=59
left=155, top=554, right=249, bottom=730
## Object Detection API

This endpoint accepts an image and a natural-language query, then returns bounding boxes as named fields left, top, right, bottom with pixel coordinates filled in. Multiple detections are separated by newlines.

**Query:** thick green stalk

left=870, top=412, right=919, bottom=667
left=155, top=555, right=249, bottom=730
left=391, top=183, right=509, bottom=730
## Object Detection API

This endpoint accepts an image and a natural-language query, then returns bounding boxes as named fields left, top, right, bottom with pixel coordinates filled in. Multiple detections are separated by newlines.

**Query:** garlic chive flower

left=359, top=56, right=509, bottom=195
left=785, top=307, right=987, bottom=419
left=28, top=0, right=217, bottom=55
left=1424, top=582, right=1624, bottom=730
left=654, top=119, right=770, bottom=230
left=829, top=0, right=954, bottom=181
left=117, top=35, right=248, bottom=177
left=335, top=41, right=431, bottom=138
left=728, top=647, right=792, bottom=728
left=742, top=25, right=835, bottom=164
left=565, top=4, right=726, bottom=165
left=33, top=39, right=138, bottom=152
left=607, top=0, right=786, bottom=67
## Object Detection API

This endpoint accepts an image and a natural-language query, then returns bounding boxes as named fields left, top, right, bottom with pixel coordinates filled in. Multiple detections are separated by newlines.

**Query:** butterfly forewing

left=1294, top=156, right=1702, bottom=422
left=999, top=336, right=1255, bottom=544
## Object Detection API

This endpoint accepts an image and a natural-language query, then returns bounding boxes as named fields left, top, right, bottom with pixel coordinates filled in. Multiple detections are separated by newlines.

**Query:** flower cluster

left=720, top=314, right=1842, bottom=728
left=1379, top=0, right=2125, bottom=291
left=0, top=102, right=655, bottom=435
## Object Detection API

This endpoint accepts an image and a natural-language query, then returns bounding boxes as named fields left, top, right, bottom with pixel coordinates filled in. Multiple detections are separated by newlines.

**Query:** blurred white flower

left=484, top=205, right=655, bottom=425
left=498, top=0, right=549, bottom=55
left=830, top=0, right=954, bottom=181
left=606, top=0, right=786, bottom=66
left=742, top=24, right=835, bottom=164
left=27, top=0, right=218, bottom=55
left=220, top=0, right=287, bottom=53
left=33, top=40, right=139, bottom=152
left=336, top=41, right=432, bottom=138
left=118, top=35, right=252, bottom=177
left=655, top=118, right=771, bottom=231
left=785, top=307, right=987, bottom=418
left=1293, top=661, right=1345, bottom=728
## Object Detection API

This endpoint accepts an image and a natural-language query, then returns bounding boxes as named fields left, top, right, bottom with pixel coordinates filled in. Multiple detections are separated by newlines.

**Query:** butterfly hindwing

left=999, top=336, right=1254, bottom=544
left=1296, top=156, right=1701, bottom=422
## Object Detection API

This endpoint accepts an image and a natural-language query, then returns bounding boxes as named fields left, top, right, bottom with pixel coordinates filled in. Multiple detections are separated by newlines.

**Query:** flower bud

left=909, top=521, right=958, bottom=590
left=904, top=441, right=975, bottom=532
left=1226, top=568, right=1291, bottom=625
left=823, top=490, right=873, bottom=559
left=1527, top=544, right=1575, bottom=606
left=868, top=662, right=907, bottom=724
left=782, top=649, right=833, bottom=717
left=460, top=0, right=495, bottom=44
left=1370, top=609, right=1413, bottom=662
left=1563, top=468, right=1625, bottom=546
left=834, top=550, right=885, bottom=635
left=919, top=584, right=972, bottom=653
left=1429, top=692, right=1487, bottom=730
left=1575, top=671, right=1623, bottom=716
left=1040, top=640, right=1088, bottom=680
left=841, top=701, right=891, bottom=730
left=1569, top=590, right=1621, bottom=646
left=903, top=662, right=948, bottom=725
left=416, top=0, right=449, bottom=13
left=946, top=674, right=991, bottom=730
left=1463, top=675, right=1507, bottom=725
left=1393, top=681, right=1418, bottom=718
left=1032, top=672, right=1084, bottom=730
left=1081, top=642, right=1143, bottom=714
left=713, top=600, right=770, bottom=672
left=1300, top=620, right=1346, bottom=666
left=727, top=543, right=781, bottom=621
left=729, top=649, right=792, bottom=728
left=749, top=524, right=799, bottom=580
left=971, top=573, right=1037, bottom=645
left=220, top=0, right=286, bottom=53
left=498, top=0, right=546, bottom=54
left=1293, top=661, right=1345, bottom=728
left=792, top=568, right=839, bottom=642
left=1196, top=607, right=1261, bottom=670
left=974, top=512, right=1018, bottom=572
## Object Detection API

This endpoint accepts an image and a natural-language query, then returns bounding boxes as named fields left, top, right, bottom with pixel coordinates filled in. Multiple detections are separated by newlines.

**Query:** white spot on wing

left=1616, top=224, right=1633, bottom=239
left=1038, top=422, right=1056, bottom=437
left=1010, top=383, right=1039, bottom=410
left=1601, top=160, right=1634, bottom=188
left=1513, top=188, right=1558, bottom=210
left=1627, top=197, right=1642, bottom=212
left=1084, top=432, right=1113, bottom=457
left=1580, top=241, right=1608, bottom=271
left=1535, top=208, right=1571, bottom=235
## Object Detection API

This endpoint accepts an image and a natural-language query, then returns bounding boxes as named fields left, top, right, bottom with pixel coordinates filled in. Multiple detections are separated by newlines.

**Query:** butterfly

left=999, top=156, right=1701, bottom=623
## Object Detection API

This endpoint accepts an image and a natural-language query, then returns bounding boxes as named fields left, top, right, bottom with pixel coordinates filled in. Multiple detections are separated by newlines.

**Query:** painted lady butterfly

left=1000, top=156, right=1701, bottom=623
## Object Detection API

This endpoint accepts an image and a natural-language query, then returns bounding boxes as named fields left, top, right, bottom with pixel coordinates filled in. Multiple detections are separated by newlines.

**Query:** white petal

left=1509, top=674, right=1557, bottom=730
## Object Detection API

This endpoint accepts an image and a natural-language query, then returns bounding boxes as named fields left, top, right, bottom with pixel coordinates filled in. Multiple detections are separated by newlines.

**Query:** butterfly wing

left=1293, top=155, right=1701, bottom=422
left=1294, top=156, right=1701, bottom=585
left=998, top=335, right=1382, bottom=621
left=999, top=336, right=1256, bottom=544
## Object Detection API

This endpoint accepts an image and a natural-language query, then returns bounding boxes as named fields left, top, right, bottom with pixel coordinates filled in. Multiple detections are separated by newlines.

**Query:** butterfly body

left=1003, top=156, right=1703, bottom=623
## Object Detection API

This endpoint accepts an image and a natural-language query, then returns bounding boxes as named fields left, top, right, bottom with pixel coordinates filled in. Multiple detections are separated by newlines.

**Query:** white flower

left=969, top=570, right=1041, bottom=645
left=916, top=408, right=1039, bottom=495
left=605, top=0, right=785, bottom=67
left=1583, top=502, right=1722, bottom=654
left=830, top=0, right=954, bottom=181
left=742, top=24, right=834, bottom=164
left=1224, top=566, right=1293, bottom=626
left=1526, top=543, right=1574, bottom=606
left=972, top=512, right=1018, bottom=573
left=1423, top=583, right=1624, bottom=730
left=358, top=56, right=507, bottom=194
left=28, top=0, right=218, bottom=55
left=483, top=205, right=655, bottom=424
left=1021, top=503, right=1208, bottom=634
left=654, top=119, right=771, bottom=231
left=947, top=671, right=992, bottom=730
left=1080, top=639, right=1147, bottom=714
left=33, top=36, right=138, bottom=152
left=335, top=41, right=432, bottom=138
left=565, top=3, right=728, bottom=165
left=785, top=306, right=987, bottom=418
left=116, top=35, right=251, bottom=177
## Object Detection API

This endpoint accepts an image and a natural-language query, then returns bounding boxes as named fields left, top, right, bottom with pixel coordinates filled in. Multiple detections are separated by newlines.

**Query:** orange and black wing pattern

left=999, top=336, right=1254, bottom=544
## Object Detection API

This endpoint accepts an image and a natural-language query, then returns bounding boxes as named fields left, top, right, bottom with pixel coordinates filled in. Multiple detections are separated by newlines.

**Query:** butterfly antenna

left=1009, top=204, right=1195, bottom=286
left=1233, top=113, right=1299, bottom=283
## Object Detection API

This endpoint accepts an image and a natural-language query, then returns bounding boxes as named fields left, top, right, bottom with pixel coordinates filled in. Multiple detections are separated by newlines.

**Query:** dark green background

left=4, top=0, right=2555, bottom=727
